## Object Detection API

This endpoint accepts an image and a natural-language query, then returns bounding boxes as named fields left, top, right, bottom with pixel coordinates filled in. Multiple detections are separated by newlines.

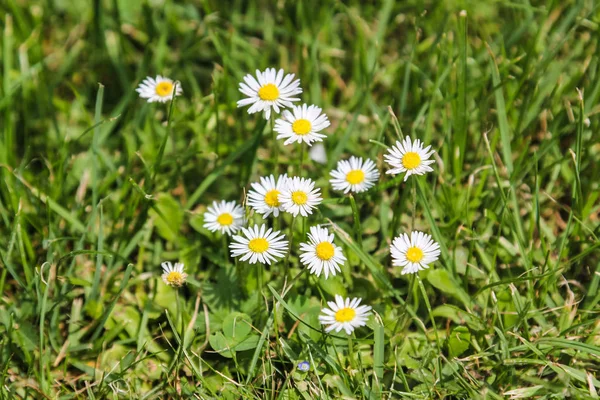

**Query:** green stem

left=416, top=275, right=442, bottom=380
left=271, top=114, right=278, bottom=174
left=347, top=335, right=356, bottom=370
left=411, top=178, right=417, bottom=231
left=299, top=142, right=305, bottom=176
left=284, top=216, right=297, bottom=277
left=348, top=194, right=362, bottom=248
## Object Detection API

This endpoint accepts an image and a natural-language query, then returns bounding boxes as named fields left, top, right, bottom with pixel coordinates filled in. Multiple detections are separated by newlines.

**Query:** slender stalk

left=416, top=275, right=442, bottom=380
left=347, top=335, right=356, bottom=370
left=348, top=194, right=362, bottom=248
left=411, top=178, right=417, bottom=231
left=299, top=142, right=306, bottom=176
left=271, top=114, right=278, bottom=174
left=222, top=234, right=229, bottom=264
left=284, top=216, right=297, bottom=277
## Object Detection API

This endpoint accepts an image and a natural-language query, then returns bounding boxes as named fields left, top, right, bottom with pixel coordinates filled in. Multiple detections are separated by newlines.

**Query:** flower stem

left=416, top=275, right=442, bottom=380
left=284, top=216, right=297, bottom=278
left=271, top=114, right=278, bottom=174
left=411, top=177, right=417, bottom=231
left=348, top=194, right=362, bottom=248
left=299, top=142, right=305, bottom=176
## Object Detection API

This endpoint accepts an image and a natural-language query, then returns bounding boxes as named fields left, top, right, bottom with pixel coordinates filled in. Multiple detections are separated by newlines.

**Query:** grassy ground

left=1, top=0, right=600, bottom=398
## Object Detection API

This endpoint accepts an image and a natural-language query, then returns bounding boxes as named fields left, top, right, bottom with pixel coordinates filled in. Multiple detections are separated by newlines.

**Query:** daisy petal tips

left=318, top=295, right=372, bottom=335
left=247, top=174, right=288, bottom=218
left=390, top=231, right=441, bottom=275
left=203, top=200, right=245, bottom=236
left=330, top=156, right=380, bottom=194
left=299, top=226, right=346, bottom=279
left=136, top=75, right=182, bottom=103
left=279, top=177, right=323, bottom=217
left=384, top=136, right=435, bottom=181
left=274, top=104, right=330, bottom=146
left=237, top=68, right=302, bottom=120
left=161, top=262, right=188, bottom=287
left=230, top=224, right=288, bottom=265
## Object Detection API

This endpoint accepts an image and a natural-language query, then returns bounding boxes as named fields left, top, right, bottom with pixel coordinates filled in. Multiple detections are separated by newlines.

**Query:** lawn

left=1, top=0, right=600, bottom=398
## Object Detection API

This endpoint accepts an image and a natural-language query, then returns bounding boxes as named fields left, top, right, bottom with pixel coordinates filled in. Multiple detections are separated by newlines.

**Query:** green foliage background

left=0, top=0, right=599, bottom=398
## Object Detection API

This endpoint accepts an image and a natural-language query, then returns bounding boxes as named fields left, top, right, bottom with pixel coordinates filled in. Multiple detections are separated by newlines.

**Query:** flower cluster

left=138, top=69, right=441, bottom=336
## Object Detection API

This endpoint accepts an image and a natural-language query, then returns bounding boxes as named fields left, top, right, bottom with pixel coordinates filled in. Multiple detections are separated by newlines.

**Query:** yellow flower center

left=217, top=213, right=234, bottom=226
left=345, top=169, right=365, bottom=185
left=249, top=238, right=269, bottom=253
left=166, top=271, right=185, bottom=286
left=155, top=81, right=174, bottom=97
left=291, top=119, right=312, bottom=135
left=264, top=190, right=280, bottom=207
left=258, top=83, right=279, bottom=101
left=334, top=307, right=356, bottom=323
left=291, top=191, right=308, bottom=205
left=406, top=246, right=424, bottom=263
left=402, top=152, right=421, bottom=170
left=315, top=242, right=335, bottom=261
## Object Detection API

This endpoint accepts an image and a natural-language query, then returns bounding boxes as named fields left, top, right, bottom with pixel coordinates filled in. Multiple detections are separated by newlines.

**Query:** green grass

left=1, top=0, right=600, bottom=398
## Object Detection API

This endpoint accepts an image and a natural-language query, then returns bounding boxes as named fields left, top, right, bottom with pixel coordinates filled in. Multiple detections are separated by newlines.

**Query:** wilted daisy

left=318, top=295, right=372, bottom=335
left=274, top=104, right=330, bottom=146
left=309, top=143, right=328, bottom=164
left=230, top=224, right=288, bottom=265
left=299, top=226, right=346, bottom=278
left=280, top=177, right=323, bottom=217
left=136, top=75, right=182, bottom=103
left=247, top=174, right=288, bottom=218
left=384, top=136, right=435, bottom=181
left=161, top=262, right=188, bottom=287
left=330, top=156, right=380, bottom=194
left=203, top=200, right=245, bottom=236
left=391, top=231, right=441, bottom=274
left=237, top=68, right=302, bottom=120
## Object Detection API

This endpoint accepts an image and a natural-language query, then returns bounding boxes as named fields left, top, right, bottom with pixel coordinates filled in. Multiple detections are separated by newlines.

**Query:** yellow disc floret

left=406, top=246, right=424, bottom=263
left=345, top=169, right=365, bottom=185
left=291, top=191, right=308, bottom=205
left=249, top=238, right=269, bottom=253
left=155, top=81, right=174, bottom=97
left=217, top=213, right=234, bottom=226
left=402, top=152, right=421, bottom=170
left=316, top=242, right=335, bottom=261
left=291, top=119, right=312, bottom=135
left=264, top=190, right=280, bottom=207
left=334, top=307, right=356, bottom=323
left=258, top=83, right=279, bottom=101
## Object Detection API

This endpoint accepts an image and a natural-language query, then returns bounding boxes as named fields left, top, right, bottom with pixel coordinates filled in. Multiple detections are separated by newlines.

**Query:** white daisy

left=161, top=262, right=188, bottom=287
left=229, top=224, right=288, bottom=265
left=247, top=174, right=288, bottom=218
left=330, top=156, right=380, bottom=194
left=384, top=136, right=435, bottom=181
left=318, top=295, right=372, bottom=335
left=136, top=75, right=183, bottom=103
left=237, top=68, right=302, bottom=120
left=299, top=226, right=346, bottom=278
left=203, top=200, right=245, bottom=236
left=390, top=231, right=441, bottom=275
left=279, top=177, right=323, bottom=217
left=274, top=104, right=330, bottom=146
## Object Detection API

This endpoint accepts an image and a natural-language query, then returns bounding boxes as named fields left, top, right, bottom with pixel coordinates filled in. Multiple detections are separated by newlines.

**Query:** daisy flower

left=318, top=295, right=372, bottom=335
left=384, top=136, right=435, bottom=181
left=279, top=177, right=323, bottom=217
left=230, top=224, right=288, bottom=265
left=237, top=68, right=302, bottom=120
left=161, top=262, right=188, bottom=287
left=390, top=231, right=441, bottom=275
left=299, top=226, right=346, bottom=278
left=274, top=104, right=330, bottom=146
left=247, top=174, right=288, bottom=218
left=203, top=200, right=245, bottom=236
left=330, top=156, right=380, bottom=194
left=136, top=75, right=182, bottom=103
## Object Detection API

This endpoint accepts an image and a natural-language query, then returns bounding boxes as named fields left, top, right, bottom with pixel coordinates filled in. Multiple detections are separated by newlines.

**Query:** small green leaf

left=149, top=193, right=183, bottom=241
left=447, top=326, right=471, bottom=358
